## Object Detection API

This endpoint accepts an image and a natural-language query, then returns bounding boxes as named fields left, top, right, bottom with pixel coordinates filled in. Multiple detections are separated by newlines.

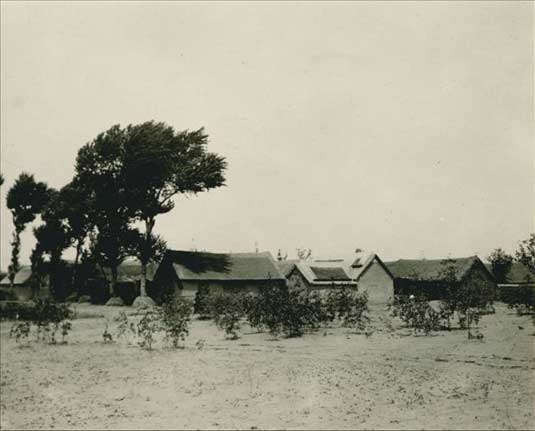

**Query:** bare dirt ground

left=1, top=303, right=534, bottom=430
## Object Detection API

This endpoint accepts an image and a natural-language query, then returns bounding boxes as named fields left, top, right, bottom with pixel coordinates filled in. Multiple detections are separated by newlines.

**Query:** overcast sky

left=1, top=1, right=533, bottom=270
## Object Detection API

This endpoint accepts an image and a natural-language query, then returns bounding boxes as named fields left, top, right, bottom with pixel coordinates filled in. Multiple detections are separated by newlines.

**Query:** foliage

left=193, top=283, right=211, bottom=318
left=516, top=234, right=535, bottom=276
left=6, top=173, right=51, bottom=287
left=159, top=296, right=193, bottom=348
left=136, top=309, right=160, bottom=350
left=244, top=282, right=331, bottom=338
left=209, top=292, right=245, bottom=339
left=9, top=321, right=31, bottom=345
left=487, top=248, right=514, bottom=283
left=390, top=295, right=441, bottom=335
left=325, top=286, right=370, bottom=330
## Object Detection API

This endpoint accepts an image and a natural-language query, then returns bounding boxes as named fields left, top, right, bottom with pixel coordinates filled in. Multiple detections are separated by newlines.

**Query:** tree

left=0, top=173, right=4, bottom=186
left=487, top=248, right=514, bottom=283
left=74, top=126, right=137, bottom=301
left=31, top=189, right=74, bottom=300
left=55, top=180, right=94, bottom=293
left=6, top=173, right=50, bottom=288
left=516, top=234, right=535, bottom=275
left=122, top=121, right=226, bottom=305
left=296, top=248, right=312, bottom=260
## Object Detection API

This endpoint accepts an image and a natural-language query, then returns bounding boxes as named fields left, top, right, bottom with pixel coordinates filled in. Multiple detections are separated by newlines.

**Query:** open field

left=1, top=303, right=534, bottom=430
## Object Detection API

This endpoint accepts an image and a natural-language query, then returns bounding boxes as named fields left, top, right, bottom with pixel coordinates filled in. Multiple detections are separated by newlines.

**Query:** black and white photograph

left=0, top=1, right=534, bottom=429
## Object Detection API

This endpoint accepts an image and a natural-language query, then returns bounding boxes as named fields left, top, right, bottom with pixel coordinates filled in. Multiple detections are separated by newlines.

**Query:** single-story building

left=385, top=255, right=497, bottom=301
left=354, top=253, right=395, bottom=304
left=152, top=250, right=287, bottom=300
left=0, top=266, right=50, bottom=301
left=283, top=259, right=357, bottom=294
left=484, top=262, right=535, bottom=305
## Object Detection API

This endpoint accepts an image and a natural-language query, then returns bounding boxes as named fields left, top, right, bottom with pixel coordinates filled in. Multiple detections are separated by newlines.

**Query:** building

left=283, top=259, right=357, bottom=294
left=354, top=253, right=395, bottom=303
left=0, top=266, right=50, bottom=301
left=386, top=255, right=497, bottom=300
left=485, top=262, right=535, bottom=304
left=153, top=250, right=286, bottom=300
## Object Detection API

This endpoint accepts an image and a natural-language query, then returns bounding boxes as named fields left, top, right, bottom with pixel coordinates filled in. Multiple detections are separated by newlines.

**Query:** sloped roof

left=293, top=261, right=356, bottom=286
left=276, top=260, right=299, bottom=277
left=355, top=253, right=395, bottom=281
left=310, top=266, right=350, bottom=281
left=484, top=262, right=535, bottom=284
left=386, top=256, right=485, bottom=282
left=0, top=266, right=32, bottom=285
left=164, top=250, right=286, bottom=281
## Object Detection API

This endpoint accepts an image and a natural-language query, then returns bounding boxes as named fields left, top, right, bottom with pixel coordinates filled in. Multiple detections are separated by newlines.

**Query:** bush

left=245, top=283, right=329, bottom=338
left=3, top=299, right=73, bottom=344
left=136, top=309, right=160, bottom=350
left=391, top=295, right=441, bottom=335
left=194, top=284, right=211, bottom=318
left=325, top=286, right=370, bottom=330
left=159, top=296, right=193, bottom=347
left=209, top=292, right=245, bottom=339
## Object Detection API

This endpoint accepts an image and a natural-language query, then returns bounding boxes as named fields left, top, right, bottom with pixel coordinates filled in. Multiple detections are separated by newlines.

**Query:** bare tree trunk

left=139, top=218, right=155, bottom=297
left=72, top=239, right=82, bottom=295
left=110, top=266, right=118, bottom=297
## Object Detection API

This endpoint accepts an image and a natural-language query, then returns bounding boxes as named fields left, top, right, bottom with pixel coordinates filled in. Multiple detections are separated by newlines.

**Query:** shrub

left=159, top=296, right=193, bottom=347
left=391, top=295, right=441, bottom=335
left=245, top=283, right=329, bottom=338
left=9, top=321, right=31, bottom=345
left=325, top=286, right=370, bottom=330
left=194, top=284, right=211, bottom=318
left=209, top=292, right=245, bottom=339
left=136, top=309, right=160, bottom=350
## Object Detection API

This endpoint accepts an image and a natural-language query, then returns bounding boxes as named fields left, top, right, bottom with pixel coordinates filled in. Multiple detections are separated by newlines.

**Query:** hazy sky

left=1, top=1, right=533, bottom=270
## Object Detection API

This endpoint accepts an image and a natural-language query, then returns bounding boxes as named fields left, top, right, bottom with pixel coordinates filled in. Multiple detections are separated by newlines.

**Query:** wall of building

left=177, top=280, right=267, bottom=299
left=358, top=260, right=394, bottom=303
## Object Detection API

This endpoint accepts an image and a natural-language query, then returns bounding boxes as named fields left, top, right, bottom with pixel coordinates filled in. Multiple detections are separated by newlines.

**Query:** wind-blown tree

left=56, top=180, right=94, bottom=292
left=31, top=192, right=72, bottom=299
left=487, top=248, right=514, bottom=283
left=122, top=121, right=226, bottom=306
left=516, top=234, right=535, bottom=275
left=6, top=173, right=50, bottom=288
left=74, top=125, right=137, bottom=303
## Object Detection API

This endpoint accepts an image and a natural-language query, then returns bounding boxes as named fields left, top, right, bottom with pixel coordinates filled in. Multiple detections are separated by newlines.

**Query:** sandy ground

left=0, top=303, right=534, bottom=430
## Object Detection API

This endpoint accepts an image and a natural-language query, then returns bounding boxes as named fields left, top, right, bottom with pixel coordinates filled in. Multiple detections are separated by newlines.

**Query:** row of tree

left=2, top=121, right=227, bottom=305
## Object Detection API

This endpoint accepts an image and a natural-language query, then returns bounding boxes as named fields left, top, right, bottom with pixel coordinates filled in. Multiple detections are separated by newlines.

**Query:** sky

left=0, top=1, right=533, bottom=271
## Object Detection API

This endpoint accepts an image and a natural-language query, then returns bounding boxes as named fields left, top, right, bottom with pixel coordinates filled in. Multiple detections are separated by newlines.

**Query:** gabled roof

left=385, top=256, right=489, bottom=282
left=355, top=253, right=395, bottom=281
left=0, top=266, right=32, bottom=286
left=484, top=262, right=535, bottom=284
left=162, top=250, right=286, bottom=281
left=276, top=260, right=299, bottom=277
left=292, top=261, right=356, bottom=286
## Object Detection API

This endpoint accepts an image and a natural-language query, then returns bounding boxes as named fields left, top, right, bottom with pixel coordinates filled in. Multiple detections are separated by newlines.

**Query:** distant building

left=283, top=259, right=357, bottom=293
left=385, top=255, right=496, bottom=300
left=354, top=253, right=395, bottom=303
left=484, top=262, right=535, bottom=303
left=0, top=266, right=50, bottom=301
left=153, top=250, right=286, bottom=299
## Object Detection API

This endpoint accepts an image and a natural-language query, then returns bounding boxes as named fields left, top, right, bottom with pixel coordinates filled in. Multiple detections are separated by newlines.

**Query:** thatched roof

left=163, top=250, right=286, bottom=281
left=0, top=266, right=32, bottom=286
left=484, top=262, right=535, bottom=285
left=386, top=256, right=488, bottom=282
